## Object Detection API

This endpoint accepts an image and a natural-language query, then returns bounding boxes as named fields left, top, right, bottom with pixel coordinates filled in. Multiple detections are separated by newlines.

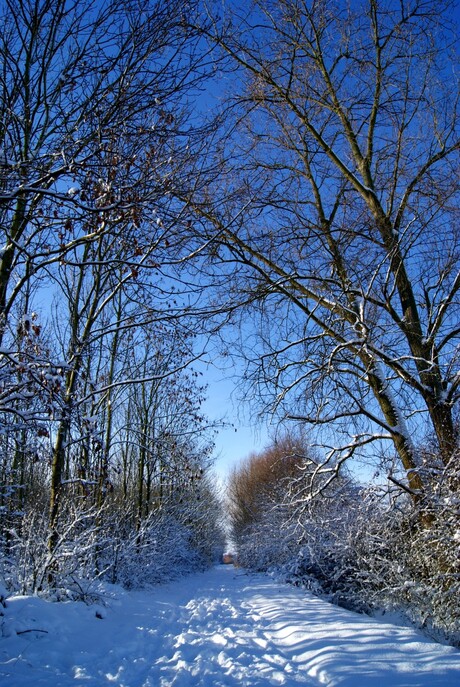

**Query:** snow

left=1, top=566, right=459, bottom=686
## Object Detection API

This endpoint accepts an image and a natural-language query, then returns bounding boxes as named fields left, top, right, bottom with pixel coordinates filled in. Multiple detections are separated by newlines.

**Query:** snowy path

left=1, top=565, right=459, bottom=686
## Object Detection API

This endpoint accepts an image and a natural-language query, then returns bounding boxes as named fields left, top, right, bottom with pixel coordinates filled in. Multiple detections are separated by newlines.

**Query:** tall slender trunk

left=48, top=411, right=70, bottom=558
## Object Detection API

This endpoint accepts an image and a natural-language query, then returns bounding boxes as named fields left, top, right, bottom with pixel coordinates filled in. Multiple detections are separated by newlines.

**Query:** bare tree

left=191, top=0, right=460, bottom=507
left=0, top=0, right=222, bottom=580
left=227, top=434, right=305, bottom=540
left=0, top=0, right=201, bottom=325
left=0, top=0, right=211, bottom=438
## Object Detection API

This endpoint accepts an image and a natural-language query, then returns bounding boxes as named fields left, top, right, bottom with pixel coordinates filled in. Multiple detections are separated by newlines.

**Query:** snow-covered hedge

left=0, top=484, right=225, bottom=600
left=232, top=479, right=460, bottom=648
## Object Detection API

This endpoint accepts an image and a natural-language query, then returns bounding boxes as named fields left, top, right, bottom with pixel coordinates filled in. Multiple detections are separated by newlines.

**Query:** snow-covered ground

left=1, top=565, right=459, bottom=686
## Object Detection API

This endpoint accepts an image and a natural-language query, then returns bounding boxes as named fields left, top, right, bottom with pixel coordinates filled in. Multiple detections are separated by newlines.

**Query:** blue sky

left=198, top=359, right=271, bottom=482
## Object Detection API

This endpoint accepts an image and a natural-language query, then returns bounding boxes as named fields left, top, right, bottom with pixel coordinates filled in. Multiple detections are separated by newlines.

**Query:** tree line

left=0, top=0, right=224, bottom=593
left=0, top=0, right=458, bottom=632
left=227, top=432, right=459, bottom=645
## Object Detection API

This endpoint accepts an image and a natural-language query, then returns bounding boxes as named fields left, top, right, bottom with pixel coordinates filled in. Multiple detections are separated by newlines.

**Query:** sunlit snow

left=1, top=566, right=459, bottom=686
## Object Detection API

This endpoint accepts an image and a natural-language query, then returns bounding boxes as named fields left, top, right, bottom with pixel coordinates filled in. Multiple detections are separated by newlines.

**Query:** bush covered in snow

left=228, top=438, right=460, bottom=648
left=0, top=471, right=225, bottom=600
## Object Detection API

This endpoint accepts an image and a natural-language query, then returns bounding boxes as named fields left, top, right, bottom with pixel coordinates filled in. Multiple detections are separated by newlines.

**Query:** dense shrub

left=228, top=437, right=460, bottom=647
left=278, top=487, right=460, bottom=647
left=0, top=475, right=225, bottom=599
